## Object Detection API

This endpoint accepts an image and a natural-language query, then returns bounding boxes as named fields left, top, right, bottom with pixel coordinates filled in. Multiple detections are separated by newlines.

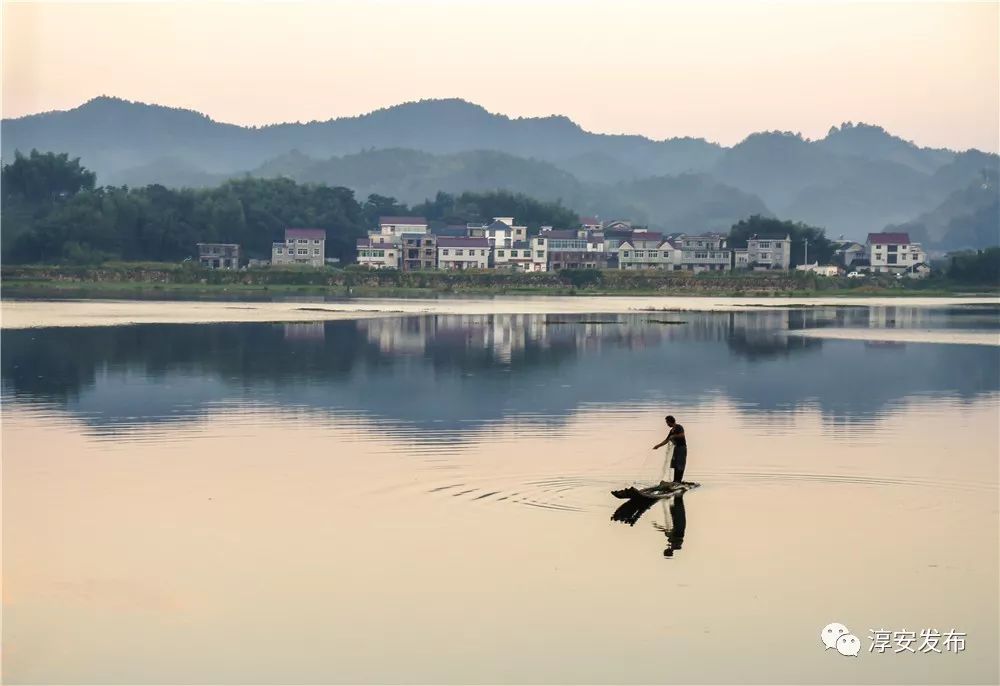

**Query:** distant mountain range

left=3, top=97, right=998, bottom=246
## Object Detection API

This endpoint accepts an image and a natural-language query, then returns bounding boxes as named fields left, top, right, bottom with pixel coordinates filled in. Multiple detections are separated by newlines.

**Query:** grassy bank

left=2, top=263, right=995, bottom=300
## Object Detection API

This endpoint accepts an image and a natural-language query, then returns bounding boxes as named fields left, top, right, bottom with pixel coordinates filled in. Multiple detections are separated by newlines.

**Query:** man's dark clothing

left=671, top=446, right=687, bottom=483
left=667, top=424, right=686, bottom=447
left=668, top=423, right=687, bottom=482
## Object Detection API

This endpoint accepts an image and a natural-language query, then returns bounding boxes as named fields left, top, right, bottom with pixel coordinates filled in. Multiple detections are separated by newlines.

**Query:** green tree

left=1, top=149, right=96, bottom=203
left=947, top=247, right=1000, bottom=285
left=729, top=214, right=835, bottom=267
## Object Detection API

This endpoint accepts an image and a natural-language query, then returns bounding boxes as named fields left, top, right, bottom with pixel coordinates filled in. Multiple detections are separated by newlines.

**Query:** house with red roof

left=866, top=232, right=927, bottom=274
left=272, top=228, right=326, bottom=267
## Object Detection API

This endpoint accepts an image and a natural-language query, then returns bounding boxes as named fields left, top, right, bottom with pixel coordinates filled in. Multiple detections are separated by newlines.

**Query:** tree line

left=1, top=150, right=580, bottom=265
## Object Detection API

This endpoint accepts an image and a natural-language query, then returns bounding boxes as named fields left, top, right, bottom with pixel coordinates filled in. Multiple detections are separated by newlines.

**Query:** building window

left=313, top=249, right=320, bottom=255
left=313, top=239, right=320, bottom=244
left=276, top=248, right=284, bottom=254
left=298, top=239, right=307, bottom=244
left=456, top=249, right=464, bottom=256
left=498, top=250, right=505, bottom=257
left=298, top=249, right=308, bottom=255
left=443, top=249, right=450, bottom=255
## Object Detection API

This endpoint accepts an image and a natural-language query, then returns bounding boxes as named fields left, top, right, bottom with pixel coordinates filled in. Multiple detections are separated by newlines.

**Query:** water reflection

left=654, top=496, right=688, bottom=559
left=2, top=308, right=997, bottom=436
left=611, top=493, right=689, bottom=558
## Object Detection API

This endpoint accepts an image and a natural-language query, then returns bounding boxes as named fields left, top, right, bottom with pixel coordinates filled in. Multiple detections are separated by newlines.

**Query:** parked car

left=846, top=271, right=865, bottom=279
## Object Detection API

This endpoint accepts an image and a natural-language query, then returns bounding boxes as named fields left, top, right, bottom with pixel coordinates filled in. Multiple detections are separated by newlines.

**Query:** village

left=197, top=216, right=931, bottom=278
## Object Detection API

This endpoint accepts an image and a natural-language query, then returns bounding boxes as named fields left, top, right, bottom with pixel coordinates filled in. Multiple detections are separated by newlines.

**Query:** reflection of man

left=652, top=415, right=687, bottom=484
left=658, top=494, right=687, bottom=558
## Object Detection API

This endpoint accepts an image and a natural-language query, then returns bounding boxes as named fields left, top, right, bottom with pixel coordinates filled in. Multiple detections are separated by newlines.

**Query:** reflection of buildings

left=866, top=306, right=931, bottom=329
left=283, top=322, right=326, bottom=341
left=359, top=314, right=676, bottom=364
left=357, top=311, right=843, bottom=365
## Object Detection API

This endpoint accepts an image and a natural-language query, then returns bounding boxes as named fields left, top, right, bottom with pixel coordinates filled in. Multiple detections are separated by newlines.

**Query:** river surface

left=2, top=298, right=998, bottom=684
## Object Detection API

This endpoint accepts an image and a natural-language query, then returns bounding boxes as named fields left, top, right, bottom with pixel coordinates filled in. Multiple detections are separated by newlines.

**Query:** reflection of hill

left=2, top=311, right=997, bottom=435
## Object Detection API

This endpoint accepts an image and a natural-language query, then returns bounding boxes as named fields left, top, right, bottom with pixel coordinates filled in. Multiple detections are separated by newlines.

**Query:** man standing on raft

left=652, top=415, right=687, bottom=485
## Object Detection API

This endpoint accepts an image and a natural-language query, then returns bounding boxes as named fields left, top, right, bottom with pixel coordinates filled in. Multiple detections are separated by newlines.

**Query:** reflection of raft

left=611, top=482, right=700, bottom=500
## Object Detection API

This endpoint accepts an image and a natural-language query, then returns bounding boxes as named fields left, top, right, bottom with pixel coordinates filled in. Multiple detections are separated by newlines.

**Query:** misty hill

left=247, top=148, right=768, bottom=232
left=712, top=130, right=998, bottom=237
left=817, top=122, right=954, bottom=174
left=887, top=168, right=1000, bottom=251
left=3, top=96, right=997, bottom=244
left=3, top=96, right=723, bottom=181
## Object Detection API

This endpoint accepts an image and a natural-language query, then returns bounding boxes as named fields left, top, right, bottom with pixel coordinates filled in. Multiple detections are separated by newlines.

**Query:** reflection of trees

left=2, top=311, right=997, bottom=434
left=723, top=310, right=823, bottom=361
left=1, top=321, right=381, bottom=401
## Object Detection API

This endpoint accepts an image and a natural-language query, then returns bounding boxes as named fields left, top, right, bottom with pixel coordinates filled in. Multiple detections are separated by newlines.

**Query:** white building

left=867, top=232, right=927, bottom=274
left=796, top=263, right=842, bottom=277
left=494, top=241, right=535, bottom=271
left=675, top=234, right=731, bottom=272
left=272, top=228, right=326, bottom=267
left=746, top=233, right=792, bottom=270
left=378, top=216, right=429, bottom=237
left=485, top=218, right=528, bottom=250
left=356, top=238, right=400, bottom=269
left=529, top=235, right=549, bottom=272
left=197, top=243, right=240, bottom=270
left=833, top=241, right=867, bottom=267
left=619, top=233, right=677, bottom=270
left=438, top=237, right=490, bottom=270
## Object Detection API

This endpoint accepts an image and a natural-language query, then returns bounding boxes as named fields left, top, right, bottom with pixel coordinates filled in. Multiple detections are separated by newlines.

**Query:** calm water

left=2, top=301, right=998, bottom=684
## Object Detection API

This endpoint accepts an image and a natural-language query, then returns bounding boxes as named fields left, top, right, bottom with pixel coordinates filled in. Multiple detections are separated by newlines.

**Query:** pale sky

left=3, top=1, right=998, bottom=151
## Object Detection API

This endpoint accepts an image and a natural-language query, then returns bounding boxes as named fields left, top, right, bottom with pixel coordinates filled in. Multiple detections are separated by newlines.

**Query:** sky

left=2, top=1, right=998, bottom=151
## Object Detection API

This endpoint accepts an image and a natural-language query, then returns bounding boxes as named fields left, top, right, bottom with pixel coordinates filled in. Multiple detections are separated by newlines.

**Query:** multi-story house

left=548, top=250, right=609, bottom=270
left=866, top=232, right=926, bottom=273
left=356, top=238, right=400, bottom=269
left=438, top=237, right=490, bottom=270
left=272, top=228, right=326, bottom=267
left=541, top=229, right=588, bottom=251
left=494, top=241, right=535, bottom=271
left=378, top=216, right=429, bottom=237
left=618, top=234, right=677, bottom=270
left=601, top=228, right=634, bottom=257
left=485, top=218, right=528, bottom=251
left=580, top=216, right=602, bottom=233
left=197, top=243, right=241, bottom=270
left=401, top=233, right=437, bottom=271
left=745, top=233, right=792, bottom=270
left=529, top=235, right=549, bottom=272
left=832, top=240, right=867, bottom=267
left=675, top=233, right=731, bottom=272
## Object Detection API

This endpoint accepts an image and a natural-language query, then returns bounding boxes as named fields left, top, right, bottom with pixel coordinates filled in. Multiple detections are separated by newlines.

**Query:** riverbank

left=4, top=263, right=996, bottom=300
left=4, top=294, right=998, bottom=330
